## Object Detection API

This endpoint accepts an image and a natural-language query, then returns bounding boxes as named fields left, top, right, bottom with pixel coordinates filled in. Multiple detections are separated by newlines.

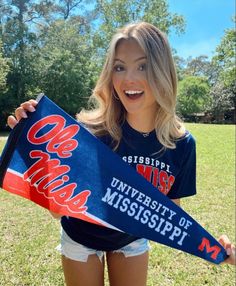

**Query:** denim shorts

left=56, top=228, right=150, bottom=262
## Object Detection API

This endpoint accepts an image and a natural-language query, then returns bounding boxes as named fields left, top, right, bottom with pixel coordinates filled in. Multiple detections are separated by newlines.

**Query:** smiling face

left=112, top=39, right=158, bottom=131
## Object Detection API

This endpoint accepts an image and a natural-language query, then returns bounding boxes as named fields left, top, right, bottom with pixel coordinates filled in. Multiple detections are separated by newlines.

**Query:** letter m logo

left=198, top=237, right=221, bottom=260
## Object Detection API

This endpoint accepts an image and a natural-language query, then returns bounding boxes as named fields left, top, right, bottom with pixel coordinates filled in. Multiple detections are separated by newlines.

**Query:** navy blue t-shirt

left=61, top=121, right=196, bottom=251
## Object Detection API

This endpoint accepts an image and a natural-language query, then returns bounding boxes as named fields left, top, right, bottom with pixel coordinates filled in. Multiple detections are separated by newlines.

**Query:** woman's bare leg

left=62, top=254, right=105, bottom=286
left=106, top=251, right=149, bottom=286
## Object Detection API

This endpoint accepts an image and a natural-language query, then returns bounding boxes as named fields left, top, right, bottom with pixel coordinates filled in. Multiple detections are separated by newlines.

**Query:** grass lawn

left=0, top=124, right=235, bottom=286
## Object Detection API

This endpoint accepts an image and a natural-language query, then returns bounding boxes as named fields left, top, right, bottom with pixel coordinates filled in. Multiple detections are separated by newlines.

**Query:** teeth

left=125, top=90, right=143, bottom=95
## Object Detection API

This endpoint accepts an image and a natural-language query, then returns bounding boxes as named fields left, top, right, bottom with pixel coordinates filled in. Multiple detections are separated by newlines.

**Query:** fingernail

left=29, top=105, right=35, bottom=112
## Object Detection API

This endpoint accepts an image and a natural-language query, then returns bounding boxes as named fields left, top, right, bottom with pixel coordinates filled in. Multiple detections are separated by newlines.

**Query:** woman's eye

left=138, top=64, right=146, bottom=71
left=114, top=65, right=124, bottom=72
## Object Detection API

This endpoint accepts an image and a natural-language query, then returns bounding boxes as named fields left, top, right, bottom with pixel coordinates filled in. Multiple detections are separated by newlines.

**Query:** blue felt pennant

left=0, top=95, right=228, bottom=264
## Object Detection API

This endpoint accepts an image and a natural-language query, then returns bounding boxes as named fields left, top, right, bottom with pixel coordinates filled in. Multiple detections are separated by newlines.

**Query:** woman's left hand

left=218, top=235, right=236, bottom=265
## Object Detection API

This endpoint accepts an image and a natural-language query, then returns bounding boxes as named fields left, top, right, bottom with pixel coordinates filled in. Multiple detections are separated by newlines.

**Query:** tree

left=33, top=20, right=95, bottom=115
left=177, top=76, right=210, bottom=117
left=173, top=54, right=186, bottom=81
left=0, top=0, right=54, bottom=103
left=209, top=21, right=235, bottom=122
left=0, top=40, right=9, bottom=130
left=0, top=0, right=57, bottom=130
left=208, top=82, right=233, bottom=122
left=212, top=24, right=235, bottom=105
left=53, top=0, right=85, bottom=20
left=0, top=40, right=8, bottom=92
left=184, top=55, right=211, bottom=77
left=93, top=0, right=185, bottom=56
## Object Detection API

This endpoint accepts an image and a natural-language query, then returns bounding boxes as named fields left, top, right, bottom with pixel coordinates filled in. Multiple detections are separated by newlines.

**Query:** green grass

left=0, top=124, right=235, bottom=286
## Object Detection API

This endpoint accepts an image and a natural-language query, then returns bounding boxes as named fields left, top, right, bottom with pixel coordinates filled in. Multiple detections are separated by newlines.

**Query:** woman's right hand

left=7, top=99, right=38, bottom=129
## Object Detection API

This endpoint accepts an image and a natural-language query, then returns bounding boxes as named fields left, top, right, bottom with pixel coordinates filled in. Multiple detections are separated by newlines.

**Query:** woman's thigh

left=106, top=251, right=149, bottom=286
left=62, top=254, right=105, bottom=286
left=57, top=229, right=105, bottom=286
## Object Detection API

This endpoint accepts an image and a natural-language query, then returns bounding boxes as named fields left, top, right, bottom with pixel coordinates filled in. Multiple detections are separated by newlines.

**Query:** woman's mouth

left=124, top=90, right=144, bottom=100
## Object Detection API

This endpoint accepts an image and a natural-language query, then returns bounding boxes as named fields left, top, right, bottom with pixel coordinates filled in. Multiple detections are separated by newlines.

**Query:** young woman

left=8, top=22, right=235, bottom=286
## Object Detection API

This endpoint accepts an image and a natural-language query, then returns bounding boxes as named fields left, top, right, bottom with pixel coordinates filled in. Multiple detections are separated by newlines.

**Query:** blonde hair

left=77, top=22, right=185, bottom=149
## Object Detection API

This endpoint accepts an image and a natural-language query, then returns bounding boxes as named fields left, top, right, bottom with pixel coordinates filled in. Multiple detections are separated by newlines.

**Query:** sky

left=168, top=0, right=235, bottom=59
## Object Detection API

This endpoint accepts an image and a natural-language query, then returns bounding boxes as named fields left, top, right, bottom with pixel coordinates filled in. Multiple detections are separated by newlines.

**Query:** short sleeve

left=167, top=134, right=197, bottom=199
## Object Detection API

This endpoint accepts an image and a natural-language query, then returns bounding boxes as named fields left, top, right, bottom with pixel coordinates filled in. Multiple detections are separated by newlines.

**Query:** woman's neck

left=126, top=113, right=156, bottom=133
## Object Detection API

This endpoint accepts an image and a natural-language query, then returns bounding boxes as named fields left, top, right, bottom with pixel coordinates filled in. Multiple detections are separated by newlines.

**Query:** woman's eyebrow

left=134, top=56, right=147, bottom=62
left=114, top=58, right=125, bottom=63
left=114, top=56, right=147, bottom=63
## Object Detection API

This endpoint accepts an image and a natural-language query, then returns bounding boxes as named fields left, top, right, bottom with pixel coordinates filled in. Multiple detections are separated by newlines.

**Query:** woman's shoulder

left=177, top=130, right=195, bottom=143
left=174, top=130, right=196, bottom=154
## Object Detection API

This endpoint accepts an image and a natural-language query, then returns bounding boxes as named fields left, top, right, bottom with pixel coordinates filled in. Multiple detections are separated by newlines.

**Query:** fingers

left=18, top=100, right=37, bottom=119
left=224, top=245, right=236, bottom=265
left=7, top=115, right=18, bottom=129
left=218, top=235, right=236, bottom=265
left=218, top=234, right=231, bottom=248
left=7, top=99, right=38, bottom=129
left=20, top=99, right=38, bottom=109
left=15, top=106, right=29, bottom=121
left=218, top=234, right=232, bottom=256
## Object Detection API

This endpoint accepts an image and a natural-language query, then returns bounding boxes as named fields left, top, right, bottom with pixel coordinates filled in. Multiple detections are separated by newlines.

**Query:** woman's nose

left=124, top=69, right=137, bottom=83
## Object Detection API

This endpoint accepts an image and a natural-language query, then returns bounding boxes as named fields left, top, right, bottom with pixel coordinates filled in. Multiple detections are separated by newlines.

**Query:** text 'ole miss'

left=24, top=115, right=91, bottom=213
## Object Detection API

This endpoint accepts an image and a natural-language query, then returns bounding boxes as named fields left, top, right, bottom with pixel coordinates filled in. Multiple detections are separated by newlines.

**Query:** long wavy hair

left=77, top=22, right=185, bottom=149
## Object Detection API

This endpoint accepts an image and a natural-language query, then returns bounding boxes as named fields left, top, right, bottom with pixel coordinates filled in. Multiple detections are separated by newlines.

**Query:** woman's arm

left=49, top=211, right=63, bottom=220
